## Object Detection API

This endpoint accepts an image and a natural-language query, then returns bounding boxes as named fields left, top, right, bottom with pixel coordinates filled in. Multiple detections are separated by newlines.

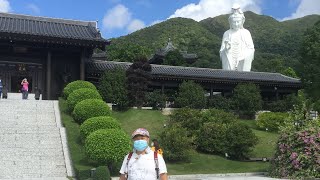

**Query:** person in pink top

left=21, top=78, right=29, bottom=99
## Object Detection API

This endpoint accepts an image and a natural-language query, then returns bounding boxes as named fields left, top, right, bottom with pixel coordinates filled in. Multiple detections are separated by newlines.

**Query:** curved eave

left=0, top=31, right=109, bottom=50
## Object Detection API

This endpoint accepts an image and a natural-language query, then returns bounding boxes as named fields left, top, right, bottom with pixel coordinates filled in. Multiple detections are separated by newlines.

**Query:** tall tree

left=98, top=68, right=129, bottom=110
left=175, top=80, right=206, bottom=109
left=232, top=83, right=262, bottom=118
left=126, top=56, right=152, bottom=108
left=299, top=21, right=320, bottom=100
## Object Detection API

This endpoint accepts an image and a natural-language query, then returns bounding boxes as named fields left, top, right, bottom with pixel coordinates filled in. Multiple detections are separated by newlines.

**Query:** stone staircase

left=0, top=93, right=73, bottom=179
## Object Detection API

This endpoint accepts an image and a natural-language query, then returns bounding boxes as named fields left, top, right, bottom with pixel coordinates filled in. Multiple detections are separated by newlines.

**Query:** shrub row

left=160, top=108, right=258, bottom=161
left=63, top=80, right=131, bottom=178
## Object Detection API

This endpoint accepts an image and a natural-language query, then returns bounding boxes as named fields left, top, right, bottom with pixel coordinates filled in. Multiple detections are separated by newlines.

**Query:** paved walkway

left=0, top=93, right=73, bottom=179
left=111, top=172, right=284, bottom=180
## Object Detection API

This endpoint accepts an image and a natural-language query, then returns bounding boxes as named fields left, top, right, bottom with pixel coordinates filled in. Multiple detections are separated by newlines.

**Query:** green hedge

left=256, top=112, right=289, bottom=132
left=73, top=99, right=111, bottom=124
left=85, top=129, right=131, bottom=164
left=93, top=166, right=111, bottom=180
left=66, top=88, right=102, bottom=113
left=63, top=80, right=97, bottom=99
left=80, top=116, right=121, bottom=141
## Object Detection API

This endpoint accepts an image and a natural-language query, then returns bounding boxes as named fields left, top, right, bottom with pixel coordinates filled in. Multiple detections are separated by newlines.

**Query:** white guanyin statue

left=219, top=4, right=255, bottom=71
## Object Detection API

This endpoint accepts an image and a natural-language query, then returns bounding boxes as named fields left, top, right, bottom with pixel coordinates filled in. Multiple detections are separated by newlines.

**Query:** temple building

left=0, top=12, right=109, bottom=99
left=148, top=38, right=198, bottom=65
left=86, top=60, right=302, bottom=101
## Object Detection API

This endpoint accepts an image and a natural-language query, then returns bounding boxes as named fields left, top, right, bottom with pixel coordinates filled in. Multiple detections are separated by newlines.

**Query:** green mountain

left=107, top=12, right=320, bottom=72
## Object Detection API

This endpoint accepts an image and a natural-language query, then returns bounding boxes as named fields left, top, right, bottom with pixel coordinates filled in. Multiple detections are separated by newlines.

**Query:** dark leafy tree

left=175, top=81, right=206, bottom=109
left=299, top=21, right=320, bottom=100
left=126, top=56, right=152, bottom=108
left=163, top=50, right=186, bottom=66
left=232, top=83, right=262, bottom=118
left=146, top=90, right=166, bottom=110
left=98, top=68, right=129, bottom=110
left=106, top=43, right=149, bottom=62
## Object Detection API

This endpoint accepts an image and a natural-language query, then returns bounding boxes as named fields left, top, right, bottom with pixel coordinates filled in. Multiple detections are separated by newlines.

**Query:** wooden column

left=161, top=83, right=165, bottom=94
left=80, top=50, right=85, bottom=80
left=46, top=51, right=52, bottom=100
left=210, top=85, right=213, bottom=97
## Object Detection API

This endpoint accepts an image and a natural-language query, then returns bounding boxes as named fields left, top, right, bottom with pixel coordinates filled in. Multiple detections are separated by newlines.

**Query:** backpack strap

left=154, top=151, right=159, bottom=179
left=125, top=152, right=133, bottom=176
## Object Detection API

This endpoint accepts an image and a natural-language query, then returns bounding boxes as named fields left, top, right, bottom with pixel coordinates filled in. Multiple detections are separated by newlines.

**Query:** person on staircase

left=0, top=78, right=3, bottom=99
left=21, top=78, right=29, bottom=100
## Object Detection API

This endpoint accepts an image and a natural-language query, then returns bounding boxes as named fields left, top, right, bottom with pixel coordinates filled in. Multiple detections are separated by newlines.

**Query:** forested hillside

left=106, top=11, right=320, bottom=74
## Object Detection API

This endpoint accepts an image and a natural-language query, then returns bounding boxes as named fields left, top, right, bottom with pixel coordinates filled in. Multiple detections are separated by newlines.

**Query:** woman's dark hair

left=152, top=139, right=160, bottom=151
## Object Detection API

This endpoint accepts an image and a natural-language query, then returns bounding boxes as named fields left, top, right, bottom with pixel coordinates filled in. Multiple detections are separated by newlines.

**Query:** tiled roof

left=0, top=12, right=108, bottom=47
left=86, top=60, right=302, bottom=86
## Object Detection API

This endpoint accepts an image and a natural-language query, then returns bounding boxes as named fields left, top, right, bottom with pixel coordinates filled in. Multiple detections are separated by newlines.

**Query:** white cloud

left=282, top=0, right=320, bottom=21
left=127, top=19, right=146, bottom=32
left=103, top=4, right=131, bottom=30
left=169, top=0, right=262, bottom=21
left=26, top=4, right=40, bottom=14
left=0, top=0, right=11, bottom=13
left=102, top=4, right=146, bottom=34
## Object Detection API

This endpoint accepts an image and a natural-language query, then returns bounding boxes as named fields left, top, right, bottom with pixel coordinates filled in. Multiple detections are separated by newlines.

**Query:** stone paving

left=0, top=93, right=72, bottom=179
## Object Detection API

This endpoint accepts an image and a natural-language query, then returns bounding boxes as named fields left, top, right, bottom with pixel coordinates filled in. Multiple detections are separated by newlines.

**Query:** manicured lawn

left=60, top=100, right=277, bottom=176
left=167, top=151, right=269, bottom=174
left=239, top=119, right=279, bottom=158
left=114, top=109, right=275, bottom=175
left=59, top=98, right=97, bottom=179
left=112, top=109, right=168, bottom=140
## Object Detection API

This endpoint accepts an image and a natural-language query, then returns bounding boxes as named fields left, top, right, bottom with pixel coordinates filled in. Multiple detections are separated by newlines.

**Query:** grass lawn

left=60, top=99, right=277, bottom=176
left=112, top=109, right=168, bottom=140
left=239, top=120, right=279, bottom=158
left=59, top=99, right=97, bottom=179
left=114, top=109, right=275, bottom=175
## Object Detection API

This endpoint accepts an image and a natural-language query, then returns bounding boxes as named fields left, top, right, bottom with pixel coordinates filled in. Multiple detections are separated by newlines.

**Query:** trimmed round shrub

left=197, top=122, right=227, bottom=155
left=225, top=122, right=258, bottom=160
left=256, top=112, right=289, bottom=132
left=85, top=129, right=131, bottom=164
left=159, top=124, right=192, bottom=162
left=80, top=116, right=121, bottom=141
left=73, top=99, right=111, bottom=124
left=66, top=88, right=102, bottom=113
left=63, top=80, right=96, bottom=99
left=93, top=166, right=111, bottom=180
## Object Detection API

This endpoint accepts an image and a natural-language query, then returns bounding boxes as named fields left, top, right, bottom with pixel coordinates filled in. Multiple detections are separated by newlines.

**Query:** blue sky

left=1, top=0, right=320, bottom=39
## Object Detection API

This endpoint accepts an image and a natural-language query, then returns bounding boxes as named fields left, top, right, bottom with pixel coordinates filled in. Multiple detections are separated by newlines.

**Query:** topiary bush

left=66, top=88, right=102, bottom=113
left=85, top=129, right=131, bottom=164
left=159, top=124, right=192, bottom=162
left=197, top=122, right=227, bottom=155
left=73, top=99, right=111, bottom=124
left=256, top=112, right=289, bottom=132
left=63, top=80, right=97, bottom=99
left=225, top=122, right=258, bottom=160
left=80, top=116, right=121, bottom=141
left=93, top=166, right=111, bottom=180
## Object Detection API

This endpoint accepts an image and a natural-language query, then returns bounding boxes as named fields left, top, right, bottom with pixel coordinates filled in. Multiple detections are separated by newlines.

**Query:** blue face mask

left=133, top=140, right=148, bottom=151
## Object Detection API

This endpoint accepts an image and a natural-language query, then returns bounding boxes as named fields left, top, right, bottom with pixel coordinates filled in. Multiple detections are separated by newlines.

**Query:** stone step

left=0, top=98, right=70, bottom=179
